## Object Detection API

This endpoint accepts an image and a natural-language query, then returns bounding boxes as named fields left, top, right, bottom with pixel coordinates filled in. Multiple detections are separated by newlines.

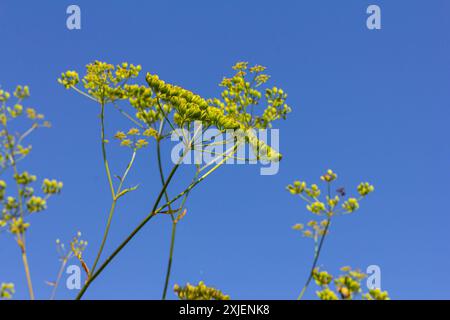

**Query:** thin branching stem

left=162, top=222, right=177, bottom=299
left=156, top=119, right=178, bottom=300
left=75, top=154, right=184, bottom=299
left=100, top=102, right=116, bottom=200
left=90, top=148, right=137, bottom=275
left=50, top=257, right=68, bottom=300
left=76, top=136, right=238, bottom=299
left=297, top=182, right=333, bottom=300
left=1, top=102, right=35, bottom=300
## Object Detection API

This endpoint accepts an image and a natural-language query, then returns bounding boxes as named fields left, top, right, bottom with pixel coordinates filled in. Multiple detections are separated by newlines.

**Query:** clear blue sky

left=0, top=0, right=449, bottom=300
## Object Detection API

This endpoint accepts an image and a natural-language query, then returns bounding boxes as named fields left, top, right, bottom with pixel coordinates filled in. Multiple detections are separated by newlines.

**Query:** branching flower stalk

left=0, top=86, right=63, bottom=300
left=49, top=232, right=87, bottom=300
left=59, top=61, right=290, bottom=299
left=287, top=170, right=375, bottom=300
left=59, top=63, right=143, bottom=281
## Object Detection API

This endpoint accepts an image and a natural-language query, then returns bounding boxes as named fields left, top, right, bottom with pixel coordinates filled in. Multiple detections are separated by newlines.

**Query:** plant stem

left=89, top=102, right=116, bottom=276
left=162, top=222, right=177, bottom=299
left=297, top=182, right=333, bottom=300
left=91, top=150, right=137, bottom=276
left=297, top=217, right=331, bottom=300
left=75, top=139, right=238, bottom=299
left=50, top=258, right=68, bottom=300
left=156, top=135, right=177, bottom=300
left=90, top=200, right=117, bottom=275
left=75, top=156, right=183, bottom=300
left=100, top=102, right=116, bottom=200
left=90, top=99, right=139, bottom=276
left=1, top=103, right=35, bottom=300
left=18, top=235, right=35, bottom=300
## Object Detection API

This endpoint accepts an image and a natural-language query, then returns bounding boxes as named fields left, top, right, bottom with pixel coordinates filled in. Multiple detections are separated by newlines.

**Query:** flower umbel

left=174, top=281, right=230, bottom=300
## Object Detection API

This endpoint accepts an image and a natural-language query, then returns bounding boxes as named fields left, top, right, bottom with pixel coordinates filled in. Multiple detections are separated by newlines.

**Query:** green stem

left=50, top=258, right=68, bottom=300
left=297, top=217, right=331, bottom=300
left=75, top=156, right=183, bottom=300
left=156, top=135, right=177, bottom=300
left=100, top=102, right=116, bottom=200
left=297, top=183, right=333, bottom=300
left=91, top=151, right=136, bottom=275
left=75, top=137, right=238, bottom=300
left=162, top=222, right=177, bottom=299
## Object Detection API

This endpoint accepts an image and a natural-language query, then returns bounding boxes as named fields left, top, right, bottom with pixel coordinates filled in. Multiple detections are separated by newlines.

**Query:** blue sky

left=0, top=0, right=449, bottom=300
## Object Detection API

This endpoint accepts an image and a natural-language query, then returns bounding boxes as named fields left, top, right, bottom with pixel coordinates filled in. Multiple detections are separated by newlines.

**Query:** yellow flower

left=120, top=139, right=132, bottom=147
left=307, top=201, right=326, bottom=215
left=357, top=182, right=375, bottom=197
left=287, top=181, right=306, bottom=195
left=58, top=71, right=80, bottom=89
left=135, top=139, right=148, bottom=149
left=313, top=269, right=333, bottom=286
left=27, top=196, right=46, bottom=213
left=143, top=128, right=158, bottom=139
left=127, top=128, right=140, bottom=135
left=114, top=131, right=127, bottom=140
left=174, top=281, right=230, bottom=300
left=306, top=184, right=321, bottom=198
left=0, top=283, right=15, bottom=299
left=320, top=169, right=337, bottom=182
left=316, top=288, right=338, bottom=300
left=10, top=217, right=30, bottom=234
left=365, top=288, right=390, bottom=300
left=342, top=198, right=359, bottom=213
left=292, top=223, right=304, bottom=231
left=42, top=179, right=63, bottom=195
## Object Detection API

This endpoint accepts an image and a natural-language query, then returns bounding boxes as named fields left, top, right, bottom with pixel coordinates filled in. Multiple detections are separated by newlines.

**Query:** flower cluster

left=42, top=179, right=63, bottom=195
left=313, top=267, right=389, bottom=300
left=59, top=61, right=290, bottom=164
left=287, top=169, right=375, bottom=227
left=53, top=232, right=88, bottom=269
left=0, top=86, right=63, bottom=237
left=0, top=283, right=14, bottom=299
left=174, top=281, right=230, bottom=300
left=58, top=61, right=142, bottom=103
left=0, top=86, right=50, bottom=171
left=0, top=175, right=62, bottom=233
left=114, top=128, right=152, bottom=149
left=145, top=73, right=241, bottom=130
left=364, top=288, right=390, bottom=300
left=289, top=170, right=380, bottom=300
left=69, top=232, right=89, bottom=276
left=292, top=219, right=330, bottom=239
left=334, top=267, right=366, bottom=300
left=213, top=62, right=291, bottom=130
left=68, top=231, right=88, bottom=260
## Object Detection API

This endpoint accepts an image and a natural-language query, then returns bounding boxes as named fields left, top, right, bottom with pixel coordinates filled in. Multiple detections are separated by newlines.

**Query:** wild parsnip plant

left=287, top=170, right=389, bottom=300
left=0, top=86, right=63, bottom=300
left=59, top=61, right=290, bottom=299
